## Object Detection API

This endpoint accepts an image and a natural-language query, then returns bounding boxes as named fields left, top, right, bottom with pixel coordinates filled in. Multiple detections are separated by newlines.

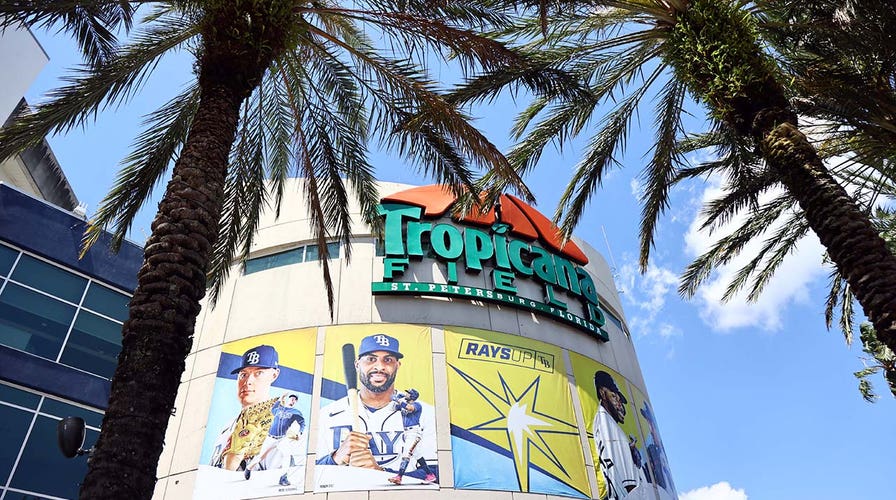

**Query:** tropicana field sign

left=370, top=186, right=609, bottom=341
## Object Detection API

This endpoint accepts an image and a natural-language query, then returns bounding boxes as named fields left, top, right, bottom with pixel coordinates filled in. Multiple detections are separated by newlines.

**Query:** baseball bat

left=341, top=343, right=362, bottom=432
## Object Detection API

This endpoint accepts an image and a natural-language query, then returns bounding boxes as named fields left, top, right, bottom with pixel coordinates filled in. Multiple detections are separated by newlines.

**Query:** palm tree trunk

left=670, top=0, right=896, bottom=355
left=756, top=116, right=896, bottom=354
left=79, top=78, right=244, bottom=500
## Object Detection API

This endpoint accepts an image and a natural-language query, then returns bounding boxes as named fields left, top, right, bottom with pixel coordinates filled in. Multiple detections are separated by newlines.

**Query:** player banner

left=631, top=387, right=678, bottom=500
left=445, top=327, right=591, bottom=498
left=314, top=323, right=438, bottom=492
left=569, top=352, right=657, bottom=500
left=195, top=328, right=316, bottom=499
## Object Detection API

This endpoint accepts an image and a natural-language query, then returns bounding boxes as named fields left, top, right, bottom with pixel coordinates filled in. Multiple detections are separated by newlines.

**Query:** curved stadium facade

left=154, top=180, right=678, bottom=500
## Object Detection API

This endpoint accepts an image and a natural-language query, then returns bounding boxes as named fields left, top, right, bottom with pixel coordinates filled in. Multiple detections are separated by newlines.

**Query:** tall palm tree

left=0, top=2, right=550, bottom=498
left=457, top=0, right=896, bottom=355
left=675, top=0, right=896, bottom=398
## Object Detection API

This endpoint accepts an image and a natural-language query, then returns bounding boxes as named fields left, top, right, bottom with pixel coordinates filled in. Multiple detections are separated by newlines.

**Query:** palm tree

left=0, top=2, right=549, bottom=498
left=456, top=0, right=896, bottom=355
left=674, top=0, right=896, bottom=399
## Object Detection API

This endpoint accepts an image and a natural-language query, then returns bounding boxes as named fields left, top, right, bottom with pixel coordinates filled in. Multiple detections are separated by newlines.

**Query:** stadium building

left=0, top=26, right=143, bottom=499
left=156, top=180, right=678, bottom=500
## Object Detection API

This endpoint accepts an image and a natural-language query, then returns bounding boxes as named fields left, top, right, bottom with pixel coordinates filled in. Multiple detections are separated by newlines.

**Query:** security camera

left=57, top=416, right=88, bottom=458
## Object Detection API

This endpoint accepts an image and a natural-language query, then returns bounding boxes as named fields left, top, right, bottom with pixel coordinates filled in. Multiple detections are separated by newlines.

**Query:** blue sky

left=24, top=23, right=896, bottom=500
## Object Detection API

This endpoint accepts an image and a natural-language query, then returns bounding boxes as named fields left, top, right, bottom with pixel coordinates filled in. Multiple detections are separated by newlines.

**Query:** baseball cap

left=358, top=334, right=403, bottom=359
left=231, top=345, right=279, bottom=374
left=593, top=370, right=627, bottom=404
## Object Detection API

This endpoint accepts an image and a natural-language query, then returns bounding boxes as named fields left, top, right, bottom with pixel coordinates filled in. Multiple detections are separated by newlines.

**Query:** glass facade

left=244, top=241, right=341, bottom=274
left=0, top=243, right=131, bottom=379
left=0, top=383, right=102, bottom=500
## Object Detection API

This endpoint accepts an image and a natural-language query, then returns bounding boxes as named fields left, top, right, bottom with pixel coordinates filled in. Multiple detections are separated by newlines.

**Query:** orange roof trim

left=381, top=185, right=589, bottom=265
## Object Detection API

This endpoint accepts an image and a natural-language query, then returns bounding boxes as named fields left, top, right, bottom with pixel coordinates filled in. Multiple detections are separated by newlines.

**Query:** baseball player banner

left=195, top=329, right=316, bottom=499
left=314, top=323, right=438, bottom=492
left=445, top=327, right=591, bottom=499
left=630, top=386, right=678, bottom=500
left=569, top=352, right=657, bottom=500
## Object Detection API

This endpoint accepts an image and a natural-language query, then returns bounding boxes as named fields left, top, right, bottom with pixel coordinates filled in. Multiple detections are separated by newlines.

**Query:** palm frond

left=0, top=13, right=197, bottom=162
left=83, top=81, right=200, bottom=253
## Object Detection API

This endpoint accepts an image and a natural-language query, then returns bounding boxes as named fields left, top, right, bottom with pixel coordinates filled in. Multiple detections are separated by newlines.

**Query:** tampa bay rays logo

left=246, top=351, right=261, bottom=364
left=449, top=365, right=588, bottom=497
left=373, top=335, right=391, bottom=347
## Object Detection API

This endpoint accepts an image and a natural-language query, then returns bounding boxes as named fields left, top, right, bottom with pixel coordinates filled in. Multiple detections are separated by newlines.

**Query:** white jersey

left=593, top=406, right=649, bottom=500
left=316, top=395, right=436, bottom=474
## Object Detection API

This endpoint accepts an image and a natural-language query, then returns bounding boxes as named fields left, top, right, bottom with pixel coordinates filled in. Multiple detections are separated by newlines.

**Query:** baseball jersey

left=593, top=405, right=649, bottom=500
left=315, top=394, right=437, bottom=478
left=270, top=401, right=305, bottom=438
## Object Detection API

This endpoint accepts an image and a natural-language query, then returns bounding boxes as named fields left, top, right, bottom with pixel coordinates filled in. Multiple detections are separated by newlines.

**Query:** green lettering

left=378, top=203, right=422, bottom=256
left=431, top=224, right=463, bottom=260
left=493, top=234, right=511, bottom=270
left=464, top=228, right=494, bottom=273
left=553, top=255, right=581, bottom=295
left=578, top=268, right=599, bottom=305
left=383, top=258, right=409, bottom=280
left=492, top=269, right=517, bottom=293
left=544, top=284, right=567, bottom=308
left=406, top=221, right=431, bottom=257
left=509, top=240, right=533, bottom=276
left=530, top=246, right=557, bottom=283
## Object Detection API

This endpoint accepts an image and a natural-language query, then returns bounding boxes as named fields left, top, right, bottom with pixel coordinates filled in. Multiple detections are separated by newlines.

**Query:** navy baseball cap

left=231, top=345, right=279, bottom=374
left=594, top=370, right=627, bottom=404
left=358, top=334, right=403, bottom=359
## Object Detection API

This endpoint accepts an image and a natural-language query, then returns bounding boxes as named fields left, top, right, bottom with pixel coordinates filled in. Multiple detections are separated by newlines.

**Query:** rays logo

left=374, top=335, right=390, bottom=347
left=246, top=351, right=260, bottom=364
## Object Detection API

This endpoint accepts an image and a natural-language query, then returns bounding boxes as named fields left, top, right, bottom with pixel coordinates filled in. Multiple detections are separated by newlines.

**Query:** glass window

left=327, top=242, right=340, bottom=259
left=0, top=283, right=76, bottom=359
left=82, top=283, right=129, bottom=322
left=374, top=238, right=385, bottom=257
left=10, top=255, right=87, bottom=304
left=304, top=244, right=319, bottom=262
left=59, top=312, right=122, bottom=379
left=0, top=384, right=40, bottom=410
left=0, top=403, right=32, bottom=477
left=9, top=415, right=97, bottom=499
left=40, top=399, right=103, bottom=429
left=604, top=308, right=625, bottom=333
left=244, top=248, right=303, bottom=274
left=306, top=243, right=340, bottom=261
left=0, top=244, right=18, bottom=277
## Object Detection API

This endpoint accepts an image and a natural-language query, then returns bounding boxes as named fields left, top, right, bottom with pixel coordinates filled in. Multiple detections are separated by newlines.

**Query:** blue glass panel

left=0, top=403, right=31, bottom=477
left=10, top=415, right=98, bottom=498
left=59, top=311, right=122, bottom=379
left=244, top=248, right=303, bottom=274
left=327, top=242, right=340, bottom=259
left=0, top=383, right=41, bottom=409
left=0, top=283, right=75, bottom=359
left=40, top=398, right=103, bottom=428
left=0, top=244, right=19, bottom=276
left=304, top=244, right=319, bottom=261
left=82, top=283, right=130, bottom=322
left=10, top=255, right=87, bottom=303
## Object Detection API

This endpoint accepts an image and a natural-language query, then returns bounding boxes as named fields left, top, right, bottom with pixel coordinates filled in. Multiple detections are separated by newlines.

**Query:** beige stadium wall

left=153, top=180, right=669, bottom=500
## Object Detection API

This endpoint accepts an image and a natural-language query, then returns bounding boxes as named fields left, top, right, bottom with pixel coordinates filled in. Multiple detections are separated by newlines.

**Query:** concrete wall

left=0, top=25, right=47, bottom=124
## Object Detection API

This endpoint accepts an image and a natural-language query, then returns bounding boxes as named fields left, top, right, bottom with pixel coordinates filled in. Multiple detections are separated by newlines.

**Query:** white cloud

left=680, top=481, right=748, bottom=500
left=683, top=177, right=827, bottom=333
left=618, top=260, right=682, bottom=338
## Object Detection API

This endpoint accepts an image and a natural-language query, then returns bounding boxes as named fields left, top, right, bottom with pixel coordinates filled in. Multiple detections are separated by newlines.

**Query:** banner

left=445, top=327, right=591, bottom=498
left=631, top=387, right=678, bottom=500
left=570, top=352, right=655, bottom=500
left=314, top=323, right=437, bottom=492
left=195, top=329, right=316, bottom=499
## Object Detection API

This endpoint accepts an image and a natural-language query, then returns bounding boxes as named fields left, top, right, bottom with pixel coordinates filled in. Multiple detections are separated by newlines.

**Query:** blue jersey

left=269, top=401, right=305, bottom=439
